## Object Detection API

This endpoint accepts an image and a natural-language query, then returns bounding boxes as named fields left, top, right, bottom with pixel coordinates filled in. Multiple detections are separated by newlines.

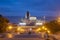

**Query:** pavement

left=0, top=33, right=59, bottom=40
left=0, top=34, right=45, bottom=40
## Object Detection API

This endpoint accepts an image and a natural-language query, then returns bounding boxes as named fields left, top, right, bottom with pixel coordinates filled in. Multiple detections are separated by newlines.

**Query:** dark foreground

left=0, top=34, right=59, bottom=40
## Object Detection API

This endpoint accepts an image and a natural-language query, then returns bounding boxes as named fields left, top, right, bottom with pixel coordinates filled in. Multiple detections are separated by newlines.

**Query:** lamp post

left=57, top=17, right=60, bottom=22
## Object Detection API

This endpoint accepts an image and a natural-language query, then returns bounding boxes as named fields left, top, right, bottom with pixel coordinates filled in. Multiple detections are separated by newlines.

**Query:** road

left=0, top=34, right=45, bottom=40
left=0, top=38, right=44, bottom=40
left=0, top=33, right=59, bottom=40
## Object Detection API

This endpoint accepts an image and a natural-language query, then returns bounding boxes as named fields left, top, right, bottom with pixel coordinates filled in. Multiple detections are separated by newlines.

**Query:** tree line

left=0, top=15, right=9, bottom=33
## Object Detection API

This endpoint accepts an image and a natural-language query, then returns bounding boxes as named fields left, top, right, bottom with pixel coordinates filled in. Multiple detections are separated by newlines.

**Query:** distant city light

left=19, top=23, right=26, bottom=26
left=36, top=23, right=43, bottom=25
left=29, top=17, right=37, bottom=20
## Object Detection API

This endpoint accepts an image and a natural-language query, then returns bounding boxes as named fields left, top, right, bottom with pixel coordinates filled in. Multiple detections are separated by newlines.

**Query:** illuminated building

left=19, top=11, right=44, bottom=26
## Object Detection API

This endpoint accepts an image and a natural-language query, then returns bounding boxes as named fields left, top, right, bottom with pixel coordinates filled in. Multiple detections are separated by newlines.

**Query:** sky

left=0, top=0, right=60, bottom=16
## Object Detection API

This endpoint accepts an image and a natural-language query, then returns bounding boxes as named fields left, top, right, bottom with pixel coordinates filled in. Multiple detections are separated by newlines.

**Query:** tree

left=0, top=14, right=9, bottom=33
left=45, top=20, right=60, bottom=33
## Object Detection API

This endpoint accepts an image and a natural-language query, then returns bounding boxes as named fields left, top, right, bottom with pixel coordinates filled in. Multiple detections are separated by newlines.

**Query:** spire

left=25, top=11, right=30, bottom=19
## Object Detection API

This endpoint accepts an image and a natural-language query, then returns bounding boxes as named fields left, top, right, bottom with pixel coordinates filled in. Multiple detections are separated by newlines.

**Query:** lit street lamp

left=57, top=17, right=60, bottom=22
left=7, top=33, right=13, bottom=38
left=8, top=26, right=12, bottom=29
left=17, top=27, right=25, bottom=34
left=8, top=26, right=13, bottom=30
left=6, top=25, right=13, bottom=32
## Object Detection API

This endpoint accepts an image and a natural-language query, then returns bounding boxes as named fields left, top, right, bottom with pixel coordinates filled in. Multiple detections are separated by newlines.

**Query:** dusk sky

left=0, top=0, right=60, bottom=16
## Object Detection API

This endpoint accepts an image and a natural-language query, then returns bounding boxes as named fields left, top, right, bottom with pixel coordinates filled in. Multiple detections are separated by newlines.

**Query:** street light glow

left=45, top=28, right=47, bottom=30
left=17, top=27, right=25, bottom=33
left=42, top=26, right=45, bottom=29
left=17, top=27, right=21, bottom=31
left=7, top=33, right=13, bottom=38
left=36, top=28, right=41, bottom=32
left=57, top=17, right=60, bottom=22
left=47, top=30, right=50, bottom=33
left=8, top=26, right=13, bottom=30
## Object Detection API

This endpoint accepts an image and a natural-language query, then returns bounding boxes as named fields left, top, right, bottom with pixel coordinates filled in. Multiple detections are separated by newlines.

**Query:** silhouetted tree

left=45, top=20, right=60, bottom=33
left=0, top=14, right=9, bottom=33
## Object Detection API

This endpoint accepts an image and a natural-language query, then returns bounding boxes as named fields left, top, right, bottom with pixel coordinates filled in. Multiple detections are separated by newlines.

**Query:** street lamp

left=8, top=26, right=12, bottom=29
left=45, top=28, right=47, bottom=30
left=47, top=30, right=50, bottom=34
left=42, top=26, right=45, bottom=29
left=17, top=27, right=25, bottom=34
left=36, top=28, right=41, bottom=31
left=57, top=17, right=60, bottom=22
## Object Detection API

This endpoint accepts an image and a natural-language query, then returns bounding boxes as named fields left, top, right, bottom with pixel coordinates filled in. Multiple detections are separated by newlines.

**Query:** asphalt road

left=0, top=34, right=45, bottom=40
left=0, top=33, right=59, bottom=40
